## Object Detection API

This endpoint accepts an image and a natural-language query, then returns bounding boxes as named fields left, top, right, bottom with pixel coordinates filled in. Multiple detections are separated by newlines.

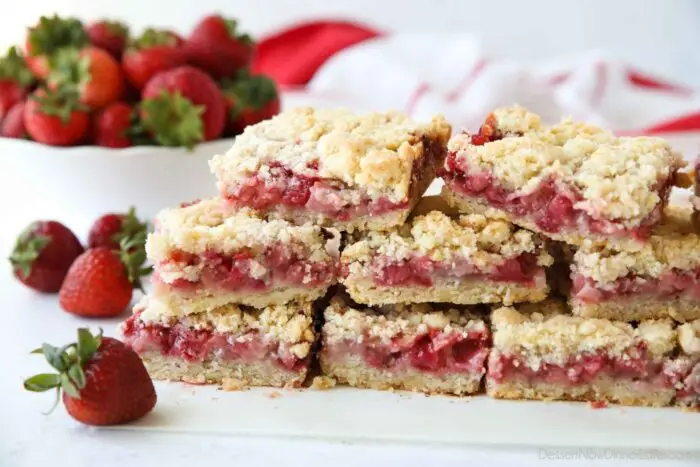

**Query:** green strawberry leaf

left=141, top=90, right=205, bottom=150
left=27, top=15, right=89, bottom=56
left=221, top=72, right=278, bottom=116
left=9, top=225, right=50, bottom=279
left=0, top=46, right=34, bottom=87
left=130, top=28, right=178, bottom=50
left=31, top=86, right=88, bottom=125
left=23, top=373, right=61, bottom=392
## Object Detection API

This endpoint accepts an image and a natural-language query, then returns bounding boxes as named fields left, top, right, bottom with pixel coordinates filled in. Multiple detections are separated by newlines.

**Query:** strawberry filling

left=441, top=152, right=670, bottom=241
left=326, top=329, right=490, bottom=375
left=488, top=343, right=669, bottom=389
left=223, top=136, right=444, bottom=220
left=156, top=244, right=338, bottom=293
left=121, top=313, right=308, bottom=372
left=572, top=270, right=700, bottom=305
left=365, top=253, right=544, bottom=287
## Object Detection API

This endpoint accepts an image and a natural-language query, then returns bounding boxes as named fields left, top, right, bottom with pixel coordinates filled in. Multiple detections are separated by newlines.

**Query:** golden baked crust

left=679, top=320, right=700, bottom=355
left=342, top=210, right=552, bottom=267
left=446, top=105, right=684, bottom=226
left=129, top=296, right=315, bottom=358
left=491, top=303, right=677, bottom=366
left=322, top=294, right=487, bottom=345
left=573, top=205, right=700, bottom=285
left=148, top=198, right=340, bottom=262
left=210, top=107, right=451, bottom=203
left=571, top=296, right=700, bottom=323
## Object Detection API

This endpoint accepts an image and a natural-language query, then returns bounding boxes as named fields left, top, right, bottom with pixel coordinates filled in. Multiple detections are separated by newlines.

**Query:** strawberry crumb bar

left=440, top=106, right=684, bottom=248
left=341, top=210, right=553, bottom=306
left=210, top=107, right=451, bottom=232
left=320, top=294, right=490, bottom=395
left=487, top=300, right=678, bottom=407
left=571, top=206, right=700, bottom=322
left=120, top=297, right=315, bottom=388
left=148, top=198, right=340, bottom=313
left=665, top=320, right=700, bottom=410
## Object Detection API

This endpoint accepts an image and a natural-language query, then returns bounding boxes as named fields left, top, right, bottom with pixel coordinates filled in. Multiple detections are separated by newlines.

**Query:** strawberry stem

left=27, top=15, right=89, bottom=57
left=31, top=86, right=88, bottom=124
left=24, top=328, right=104, bottom=413
left=140, top=90, right=205, bottom=149
left=129, top=28, right=178, bottom=50
left=0, top=46, right=34, bottom=87
left=9, top=223, right=50, bottom=279
left=48, top=48, right=91, bottom=94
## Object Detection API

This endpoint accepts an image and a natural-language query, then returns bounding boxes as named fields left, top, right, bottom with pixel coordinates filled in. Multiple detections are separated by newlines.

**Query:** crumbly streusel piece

left=486, top=302, right=678, bottom=407
left=665, top=320, right=700, bottom=409
left=147, top=198, right=340, bottom=312
left=440, top=105, right=685, bottom=249
left=341, top=210, right=553, bottom=305
left=319, top=294, right=490, bottom=395
left=119, top=297, right=316, bottom=388
left=570, top=206, right=700, bottom=322
left=209, top=107, right=451, bottom=232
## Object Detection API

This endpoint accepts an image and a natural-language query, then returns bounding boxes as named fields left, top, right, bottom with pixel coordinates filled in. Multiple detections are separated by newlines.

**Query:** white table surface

left=3, top=134, right=700, bottom=467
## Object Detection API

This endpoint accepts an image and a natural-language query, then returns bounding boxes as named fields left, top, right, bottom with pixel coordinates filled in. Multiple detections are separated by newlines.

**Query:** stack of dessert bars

left=120, top=105, right=700, bottom=410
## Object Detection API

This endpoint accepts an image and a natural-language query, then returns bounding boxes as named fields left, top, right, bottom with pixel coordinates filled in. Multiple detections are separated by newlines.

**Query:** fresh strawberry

left=1, top=101, right=28, bottom=138
left=59, top=235, right=150, bottom=317
left=9, top=221, right=84, bottom=293
left=221, top=72, right=280, bottom=134
left=24, top=88, right=90, bottom=146
left=141, top=66, right=225, bottom=148
left=48, top=46, right=124, bottom=109
left=122, top=28, right=185, bottom=90
left=92, top=102, right=134, bottom=147
left=184, top=15, right=254, bottom=79
left=88, top=207, right=148, bottom=249
left=86, top=20, right=129, bottom=58
left=25, top=15, right=90, bottom=80
left=0, top=47, right=34, bottom=120
left=24, top=328, right=156, bottom=426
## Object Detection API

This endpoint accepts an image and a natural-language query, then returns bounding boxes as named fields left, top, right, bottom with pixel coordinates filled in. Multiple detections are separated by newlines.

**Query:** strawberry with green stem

left=0, top=46, right=34, bottom=121
left=59, top=233, right=151, bottom=317
left=24, top=328, right=157, bottom=426
left=48, top=46, right=124, bottom=110
left=88, top=207, right=149, bottom=249
left=122, top=28, right=185, bottom=90
left=221, top=71, right=280, bottom=134
left=24, top=87, right=90, bottom=146
left=141, top=66, right=225, bottom=148
left=25, top=15, right=90, bottom=80
left=10, top=220, right=84, bottom=293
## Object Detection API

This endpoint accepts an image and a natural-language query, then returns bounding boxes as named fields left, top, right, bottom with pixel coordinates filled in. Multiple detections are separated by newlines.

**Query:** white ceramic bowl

left=0, top=137, right=234, bottom=243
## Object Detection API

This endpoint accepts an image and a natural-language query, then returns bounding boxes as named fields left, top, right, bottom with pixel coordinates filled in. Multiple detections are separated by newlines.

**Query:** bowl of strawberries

left=0, top=14, right=281, bottom=235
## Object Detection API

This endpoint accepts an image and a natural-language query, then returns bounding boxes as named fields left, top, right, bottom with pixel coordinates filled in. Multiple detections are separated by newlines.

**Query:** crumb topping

left=679, top=320, right=700, bottom=355
left=573, top=205, right=700, bottom=285
left=323, top=295, right=487, bottom=345
left=133, top=296, right=315, bottom=354
left=342, top=210, right=553, bottom=268
left=210, top=107, right=451, bottom=202
left=147, top=198, right=340, bottom=262
left=491, top=305, right=676, bottom=366
left=447, top=105, right=684, bottom=225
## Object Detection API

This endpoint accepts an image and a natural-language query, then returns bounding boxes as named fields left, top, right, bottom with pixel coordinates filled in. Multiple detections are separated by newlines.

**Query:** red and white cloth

left=252, top=21, right=700, bottom=138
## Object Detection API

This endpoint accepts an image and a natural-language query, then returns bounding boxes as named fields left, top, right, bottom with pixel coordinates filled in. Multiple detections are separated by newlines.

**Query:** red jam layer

left=223, top=136, right=443, bottom=220
left=440, top=153, right=668, bottom=240
left=665, top=358, right=700, bottom=407
left=366, top=253, right=543, bottom=287
left=487, top=343, right=668, bottom=387
left=121, top=313, right=307, bottom=372
left=327, top=329, right=490, bottom=375
left=572, top=270, right=700, bottom=304
left=159, top=244, right=338, bottom=292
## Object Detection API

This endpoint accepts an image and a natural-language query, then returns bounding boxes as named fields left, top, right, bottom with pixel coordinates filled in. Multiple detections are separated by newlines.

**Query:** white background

left=1, top=0, right=700, bottom=87
left=3, top=1, right=700, bottom=466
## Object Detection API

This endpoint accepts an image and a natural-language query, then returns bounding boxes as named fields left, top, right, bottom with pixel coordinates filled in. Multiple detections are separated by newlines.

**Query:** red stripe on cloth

left=591, top=61, right=608, bottom=107
left=636, top=112, right=700, bottom=135
left=405, top=82, right=431, bottom=115
left=627, top=69, right=691, bottom=95
left=547, top=72, right=570, bottom=86
left=446, top=59, right=488, bottom=102
left=252, top=21, right=381, bottom=86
